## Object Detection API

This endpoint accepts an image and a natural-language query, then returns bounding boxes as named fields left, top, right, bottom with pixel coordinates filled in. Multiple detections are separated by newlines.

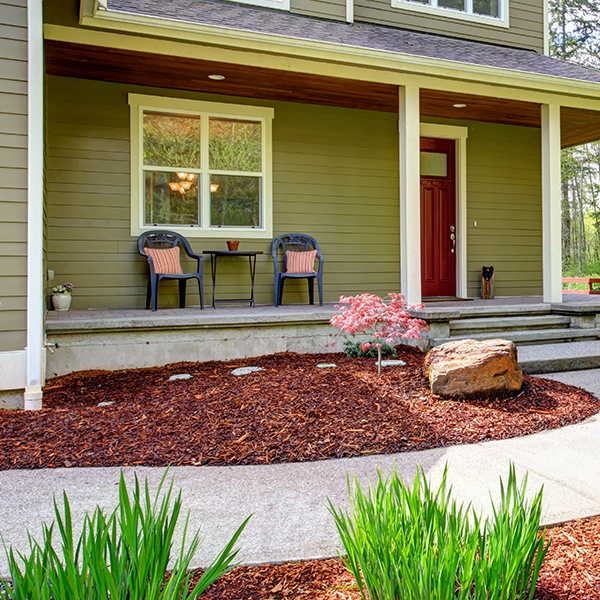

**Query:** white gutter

left=24, top=0, right=45, bottom=411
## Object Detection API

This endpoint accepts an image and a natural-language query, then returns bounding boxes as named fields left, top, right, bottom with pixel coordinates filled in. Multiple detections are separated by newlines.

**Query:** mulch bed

left=0, top=346, right=598, bottom=470
left=1, top=347, right=600, bottom=597
left=197, top=514, right=600, bottom=599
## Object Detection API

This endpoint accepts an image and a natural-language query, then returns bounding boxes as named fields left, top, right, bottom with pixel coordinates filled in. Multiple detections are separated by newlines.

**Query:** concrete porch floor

left=45, top=294, right=600, bottom=329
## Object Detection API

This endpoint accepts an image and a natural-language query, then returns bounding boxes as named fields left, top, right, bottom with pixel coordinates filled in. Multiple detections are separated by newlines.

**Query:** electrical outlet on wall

left=47, top=269, right=55, bottom=281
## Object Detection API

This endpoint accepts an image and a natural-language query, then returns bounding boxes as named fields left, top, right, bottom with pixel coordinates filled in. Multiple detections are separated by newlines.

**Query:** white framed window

left=392, top=0, right=509, bottom=27
left=128, top=94, right=274, bottom=239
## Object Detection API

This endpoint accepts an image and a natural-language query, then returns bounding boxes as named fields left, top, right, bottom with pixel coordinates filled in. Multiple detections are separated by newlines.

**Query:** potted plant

left=51, top=282, right=74, bottom=311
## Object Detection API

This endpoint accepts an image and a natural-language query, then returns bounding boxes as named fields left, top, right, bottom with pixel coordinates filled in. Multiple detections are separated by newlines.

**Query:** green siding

left=0, top=0, right=27, bottom=352
left=464, top=121, right=542, bottom=297
left=45, top=77, right=543, bottom=307
left=291, top=0, right=346, bottom=21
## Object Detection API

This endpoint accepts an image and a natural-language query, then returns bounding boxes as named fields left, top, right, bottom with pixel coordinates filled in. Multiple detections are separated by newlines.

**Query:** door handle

left=450, top=232, right=456, bottom=253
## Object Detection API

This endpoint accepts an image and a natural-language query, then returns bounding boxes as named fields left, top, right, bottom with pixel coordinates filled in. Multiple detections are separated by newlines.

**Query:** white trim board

left=420, top=123, right=469, bottom=299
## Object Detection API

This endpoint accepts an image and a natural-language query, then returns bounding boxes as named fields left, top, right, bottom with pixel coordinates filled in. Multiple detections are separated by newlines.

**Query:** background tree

left=548, top=0, right=600, bottom=278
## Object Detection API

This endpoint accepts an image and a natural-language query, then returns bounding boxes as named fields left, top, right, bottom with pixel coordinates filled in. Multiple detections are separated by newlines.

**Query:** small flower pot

left=227, top=240, right=240, bottom=251
left=52, top=293, right=72, bottom=311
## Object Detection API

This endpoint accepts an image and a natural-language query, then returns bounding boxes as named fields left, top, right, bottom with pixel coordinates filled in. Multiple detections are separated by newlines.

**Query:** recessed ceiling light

left=453, top=103, right=467, bottom=108
left=208, top=74, right=226, bottom=81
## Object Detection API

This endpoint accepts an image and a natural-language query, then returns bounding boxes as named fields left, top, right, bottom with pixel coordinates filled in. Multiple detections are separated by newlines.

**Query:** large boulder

left=423, top=338, right=523, bottom=400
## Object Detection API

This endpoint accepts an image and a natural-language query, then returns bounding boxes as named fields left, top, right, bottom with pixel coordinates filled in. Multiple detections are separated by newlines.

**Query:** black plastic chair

left=272, top=233, right=323, bottom=307
left=137, top=230, right=204, bottom=311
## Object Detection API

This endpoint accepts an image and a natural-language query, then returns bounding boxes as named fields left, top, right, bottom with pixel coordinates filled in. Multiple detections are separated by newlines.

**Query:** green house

left=2, top=0, right=600, bottom=408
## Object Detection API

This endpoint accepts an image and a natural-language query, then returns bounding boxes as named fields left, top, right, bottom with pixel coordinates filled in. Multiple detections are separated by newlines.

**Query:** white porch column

left=541, top=104, right=562, bottom=303
left=24, top=0, right=45, bottom=410
left=399, top=85, right=421, bottom=305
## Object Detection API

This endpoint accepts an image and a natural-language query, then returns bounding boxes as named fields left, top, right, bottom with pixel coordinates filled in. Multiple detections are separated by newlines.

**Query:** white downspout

left=346, top=0, right=354, bottom=24
left=24, top=0, right=45, bottom=411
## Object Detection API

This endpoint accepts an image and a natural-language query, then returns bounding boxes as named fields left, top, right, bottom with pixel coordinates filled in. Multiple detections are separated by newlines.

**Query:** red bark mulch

left=0, top=347, right=598, bottom=471
left=1, top=347, right=600, bottom=597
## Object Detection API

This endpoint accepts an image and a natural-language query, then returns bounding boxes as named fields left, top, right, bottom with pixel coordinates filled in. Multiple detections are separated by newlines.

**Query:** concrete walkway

left=1, top=369, right=599, bottom=576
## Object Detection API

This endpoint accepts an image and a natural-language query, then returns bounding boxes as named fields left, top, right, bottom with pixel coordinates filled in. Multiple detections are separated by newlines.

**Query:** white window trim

left=128, top=94, right=274, bottom=239
left=391, top=0, right=509, bottom=28
left=420, top=123, right=469, bottom=299
left=225, top=0, right=290, bottom=10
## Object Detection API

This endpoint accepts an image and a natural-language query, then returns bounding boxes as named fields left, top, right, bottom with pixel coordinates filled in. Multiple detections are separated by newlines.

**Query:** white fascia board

left=59, top=8, right=600, bottom=105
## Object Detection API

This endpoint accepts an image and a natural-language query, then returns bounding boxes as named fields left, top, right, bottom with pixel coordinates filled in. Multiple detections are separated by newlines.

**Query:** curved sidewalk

left=1, top=369, right=599, bottom=575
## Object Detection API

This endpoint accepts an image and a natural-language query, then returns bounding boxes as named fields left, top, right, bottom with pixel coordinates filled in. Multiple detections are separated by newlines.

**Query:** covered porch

left=42, top=14, right=600, bottom=311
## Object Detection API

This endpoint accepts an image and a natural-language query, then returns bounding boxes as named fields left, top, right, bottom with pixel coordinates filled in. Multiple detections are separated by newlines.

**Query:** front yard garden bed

left=0, top=347, right=598, bottom=470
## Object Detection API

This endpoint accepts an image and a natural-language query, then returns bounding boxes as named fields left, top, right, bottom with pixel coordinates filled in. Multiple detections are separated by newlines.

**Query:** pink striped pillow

left=286, top=250, right=317, bottom=274
left=144, top=247, right=183, bottom=274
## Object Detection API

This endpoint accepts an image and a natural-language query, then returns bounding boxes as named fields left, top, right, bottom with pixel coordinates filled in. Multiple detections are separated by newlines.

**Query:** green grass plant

left=329, top=465, right=549, bottom=600
left=0, top=472, right=250, bottom=600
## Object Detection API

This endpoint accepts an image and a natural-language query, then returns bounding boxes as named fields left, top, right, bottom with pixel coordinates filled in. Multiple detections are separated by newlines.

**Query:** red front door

left=420, top=138, right=456, bottom=297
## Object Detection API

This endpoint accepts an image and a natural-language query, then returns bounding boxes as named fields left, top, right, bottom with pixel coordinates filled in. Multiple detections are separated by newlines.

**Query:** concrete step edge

left=521, top=354, right=600, bottom=374
left=450, top=316, right=572, bottom=333
left=431, top=327, right=600, bottom=346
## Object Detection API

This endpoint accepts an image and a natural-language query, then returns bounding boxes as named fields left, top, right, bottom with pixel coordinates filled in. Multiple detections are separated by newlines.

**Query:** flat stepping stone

left=317, top=363, right=337, bottom=368
left=380, top=360, right=406, bottom=367
left=169, top=374, right=193, bottom=381
left=232, top=366, right=264, bottom=376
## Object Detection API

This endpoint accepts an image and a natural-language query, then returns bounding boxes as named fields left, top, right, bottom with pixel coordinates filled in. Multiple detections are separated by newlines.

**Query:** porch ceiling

left=45, top=40, right=600, bottom=148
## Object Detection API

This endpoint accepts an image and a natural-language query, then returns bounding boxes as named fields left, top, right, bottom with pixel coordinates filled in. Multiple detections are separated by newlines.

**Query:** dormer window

left=392, top=0, right=508, bottom=26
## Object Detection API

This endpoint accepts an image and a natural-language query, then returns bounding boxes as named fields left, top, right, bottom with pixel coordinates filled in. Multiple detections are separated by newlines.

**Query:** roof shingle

left=108, top=0, right=600, bottom=86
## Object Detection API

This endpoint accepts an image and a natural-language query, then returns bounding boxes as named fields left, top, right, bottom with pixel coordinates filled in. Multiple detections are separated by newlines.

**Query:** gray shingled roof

left=108, top=0, right=600, bottom=85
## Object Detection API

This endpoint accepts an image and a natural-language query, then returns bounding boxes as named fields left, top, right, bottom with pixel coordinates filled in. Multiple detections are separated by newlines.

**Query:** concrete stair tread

left=519, top=340, right=600, bottom=374
left=450, top=315, right=571, bottom=332
left=432, top=327, right=600, bottom=346
left=421, top=304, right=552, bottom=319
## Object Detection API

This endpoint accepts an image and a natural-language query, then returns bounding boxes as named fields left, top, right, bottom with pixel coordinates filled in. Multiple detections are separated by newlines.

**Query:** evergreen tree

left=549, top=0, right=600, bottom=65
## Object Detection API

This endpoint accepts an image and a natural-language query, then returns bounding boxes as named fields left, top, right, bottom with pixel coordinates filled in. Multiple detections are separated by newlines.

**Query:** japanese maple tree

left=330, top=293, right=428, bottom=375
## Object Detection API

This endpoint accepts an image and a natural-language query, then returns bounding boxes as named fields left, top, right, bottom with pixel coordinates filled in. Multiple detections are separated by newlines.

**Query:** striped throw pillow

left=144, top=247, right=183, bottom=274
left=286, top=250, right=317, bottom=274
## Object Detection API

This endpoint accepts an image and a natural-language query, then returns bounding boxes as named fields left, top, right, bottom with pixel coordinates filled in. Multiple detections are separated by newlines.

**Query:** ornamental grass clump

left=330, top=293, right=427, bottom=375
left=329, top=465, right=549, bottom=600
left=0, top=472, right=250, bottom=600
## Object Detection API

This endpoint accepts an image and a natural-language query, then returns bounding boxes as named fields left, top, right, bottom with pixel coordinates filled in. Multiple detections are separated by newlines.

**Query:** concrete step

left=518, top=340, right=600, bottom=374
left=450, top=315, right=571, bottom=334
left=419, top=304, right=553, bottom=321
left=431, top=327, right=600, bottom=348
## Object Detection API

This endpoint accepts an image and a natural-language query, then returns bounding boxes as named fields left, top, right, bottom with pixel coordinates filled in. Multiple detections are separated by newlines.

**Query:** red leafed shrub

left=330, top=293, right=428, bottom=375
